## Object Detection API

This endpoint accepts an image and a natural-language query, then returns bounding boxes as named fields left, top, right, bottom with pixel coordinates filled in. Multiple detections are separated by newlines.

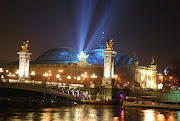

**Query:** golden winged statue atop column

left=106, top=39, right=114, bottom=50
left=21, top=40, right=29, bottom=51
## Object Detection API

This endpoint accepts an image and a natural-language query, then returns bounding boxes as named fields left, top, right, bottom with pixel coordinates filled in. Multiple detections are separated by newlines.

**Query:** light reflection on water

left=0, top=104, right=179, bottom=121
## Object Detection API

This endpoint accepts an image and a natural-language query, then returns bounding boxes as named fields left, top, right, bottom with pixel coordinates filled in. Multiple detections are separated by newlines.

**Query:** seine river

left=0, top=103, right=179, bottom=121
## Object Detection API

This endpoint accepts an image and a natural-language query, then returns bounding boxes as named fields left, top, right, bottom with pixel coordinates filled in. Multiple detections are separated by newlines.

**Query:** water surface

left=0, top=103, right=179, bottom=121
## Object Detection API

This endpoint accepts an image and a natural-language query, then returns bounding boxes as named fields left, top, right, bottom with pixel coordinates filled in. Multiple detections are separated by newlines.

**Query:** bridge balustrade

left=0, top=79, right=81, bottom=102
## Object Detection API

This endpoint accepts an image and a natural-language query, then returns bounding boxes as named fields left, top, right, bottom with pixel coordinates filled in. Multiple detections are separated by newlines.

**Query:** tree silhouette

left=169, top=59, right=180, bottom=86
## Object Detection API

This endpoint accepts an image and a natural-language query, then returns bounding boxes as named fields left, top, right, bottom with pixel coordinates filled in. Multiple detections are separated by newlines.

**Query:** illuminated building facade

left=115, top=53, right=157, bottom=89
left=0, top=33, right=157, bottom=89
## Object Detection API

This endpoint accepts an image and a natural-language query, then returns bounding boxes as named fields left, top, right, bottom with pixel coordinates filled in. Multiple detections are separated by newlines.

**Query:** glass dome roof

left=35, top=47, right=78, bottom=64
left=87, top=48, right=121, bottom=66
left=116, top=54, right=133, bottom=67
left=34, top=47, right=130, bottom=66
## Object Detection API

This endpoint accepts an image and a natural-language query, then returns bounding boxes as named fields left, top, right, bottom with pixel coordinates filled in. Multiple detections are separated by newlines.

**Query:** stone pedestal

left=102, top=49, right=116, bottom=100
left=17, top=51, right=32, bottom=80
left=77, top=61, right=89, bottom=68
left=103, top=87, right=113, bottom=100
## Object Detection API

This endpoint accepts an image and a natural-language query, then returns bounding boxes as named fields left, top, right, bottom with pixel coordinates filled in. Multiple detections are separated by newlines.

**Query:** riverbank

left=125, top=101, right=180, bottom=110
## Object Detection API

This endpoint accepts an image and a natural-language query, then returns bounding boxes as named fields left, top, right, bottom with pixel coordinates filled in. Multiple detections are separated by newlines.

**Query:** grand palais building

left=1, top=34, right=157, bottom=89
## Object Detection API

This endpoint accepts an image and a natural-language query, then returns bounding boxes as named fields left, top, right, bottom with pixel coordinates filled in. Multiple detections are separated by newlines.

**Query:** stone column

left=102, top=50, right=116, bottom=87
left=17, top=40, right=31, bottom=80
left=17, top=51, right=32, bottom=80
left=102, top=39, right=116, bottom=100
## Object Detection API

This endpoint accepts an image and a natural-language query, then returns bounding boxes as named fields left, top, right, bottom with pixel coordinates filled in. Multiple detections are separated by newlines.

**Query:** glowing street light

left=7, top=72, right=12, bottom=77
left=67, top=75, right=71, bottom=80
left=43, top=73, right=48, bottom=77
left=67, top=75, right=71, bottom=88
left=0, top=68, right=3, bottom=73
left=31, top=71, right=35, bottom=76
left=91, top=73, right=97, bottom=78
left=91, top=73, right=97, bottom=87
left=58, top=70, right=63, bottom=72
left=48, top=73, right=52, bottom=76
left=7, top=72, right=15, bottom=79
left=0, top=68, right=3, bottom=79
left=77, top=76, right=81, bottom=80
left=56, top=74, right=60, bottom=79
left=30, top=71, right=35, bottom=81
left=56, top=74, right=61, bottom=85
left=15, top=70, right=19, bottom=74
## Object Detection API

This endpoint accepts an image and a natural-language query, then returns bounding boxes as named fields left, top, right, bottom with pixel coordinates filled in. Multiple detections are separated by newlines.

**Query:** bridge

left=0, top=79, right=81, bottom=103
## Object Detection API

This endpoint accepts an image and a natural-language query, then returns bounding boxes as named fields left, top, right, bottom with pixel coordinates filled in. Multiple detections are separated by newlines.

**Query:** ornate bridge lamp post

left=91, top=73, right=97, bottom=88
left=56, top=74, right=61, bottom=88
left=67, top=75, right=71, bottom=88
left=0, top=68, right=3, bottom=81
left=43, top=73, right=48, bottom=87
left=77, top=76, right=81, bottom=84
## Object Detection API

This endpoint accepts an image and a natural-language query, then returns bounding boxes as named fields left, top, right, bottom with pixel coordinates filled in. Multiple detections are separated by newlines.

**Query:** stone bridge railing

left=0, top=79, right=81, bottom=102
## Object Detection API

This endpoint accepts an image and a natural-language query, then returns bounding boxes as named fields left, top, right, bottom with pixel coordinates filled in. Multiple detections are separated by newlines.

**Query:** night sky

left=0, top=0, right=179, bottom=72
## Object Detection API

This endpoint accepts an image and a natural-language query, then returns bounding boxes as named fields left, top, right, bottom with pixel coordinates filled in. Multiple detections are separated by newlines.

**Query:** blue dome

left=35, top=47, right=78, bottom=64
left=87, top=48, right=121, bottom=66
left=116, top=54, right=133, bottom=66
left=87, top=48, right=105, bottom=65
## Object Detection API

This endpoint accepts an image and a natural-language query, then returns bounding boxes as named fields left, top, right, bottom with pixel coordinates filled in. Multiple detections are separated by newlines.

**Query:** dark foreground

left=0, top=102, right=179, bottom=121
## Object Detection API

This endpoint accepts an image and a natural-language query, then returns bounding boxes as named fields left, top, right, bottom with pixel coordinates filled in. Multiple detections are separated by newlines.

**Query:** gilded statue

left=106, top=39, right=114, bottom=50
left=133, top=52, right=138, bottom=61
left=151, top=56, right=155, bottom=65
left=21, top=40, right=29, bottom=51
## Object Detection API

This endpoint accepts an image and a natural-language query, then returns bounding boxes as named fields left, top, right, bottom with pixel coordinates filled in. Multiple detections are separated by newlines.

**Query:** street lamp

left=67, top=75, right=71, bottom=79
left=67, top=75, right=71, bottom=88
left=43, top=72, right=48, bottom=83
left=7, top=72, right=15, bottom=79
left=77, top=76, right=81, bottom=84
left=56, top=74, right=61, bottom=82
left=91, top=73, right=97, bottom=87
left=0, top=68, right=3, bottom=80
left=0, top=68, right=3, bottom=73
left=56, top=74, right=61, bottom=87
left=58, top=70, right=63, bottom=73
left=56, top=74, right=60, bottom=79
left=31, top=71, right=35, bottom=81
left=15, top=70, right=19, bottom=74
left=43, top=72, right=48, bottom=77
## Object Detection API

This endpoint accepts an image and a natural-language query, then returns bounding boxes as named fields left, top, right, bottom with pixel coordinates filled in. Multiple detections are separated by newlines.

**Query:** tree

left=169, top=59, right=180, bottom=86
